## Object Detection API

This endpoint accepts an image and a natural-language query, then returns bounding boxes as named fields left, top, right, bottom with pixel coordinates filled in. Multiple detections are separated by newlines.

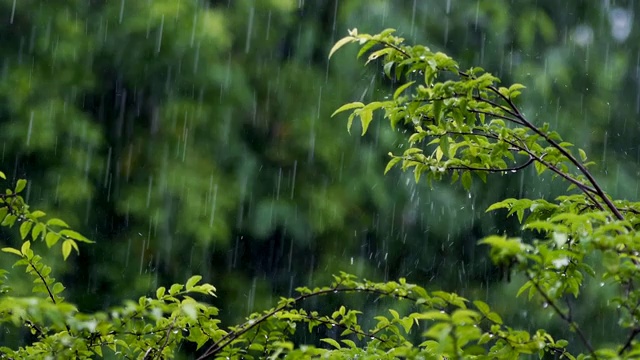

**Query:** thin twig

left=526, top=272, right=596, bottom=358
left=619, top=327, right=640, bottom=355
left=196, top=286, right=414, bottom=359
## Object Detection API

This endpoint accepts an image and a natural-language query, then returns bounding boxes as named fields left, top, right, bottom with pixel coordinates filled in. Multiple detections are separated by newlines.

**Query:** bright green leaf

left=1, top=247, right=22, bottom=256
left=328, top=36, right=355, bottom=59
left=15, top=179, right=27, bottom=193
left=331, top=102, right=365, bottom=117
left=186, top=275, right=202, bottom=290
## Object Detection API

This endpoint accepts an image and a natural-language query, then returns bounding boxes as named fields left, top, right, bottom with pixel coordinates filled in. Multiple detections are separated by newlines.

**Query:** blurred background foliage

left=0, top=0, right=638, bottom=355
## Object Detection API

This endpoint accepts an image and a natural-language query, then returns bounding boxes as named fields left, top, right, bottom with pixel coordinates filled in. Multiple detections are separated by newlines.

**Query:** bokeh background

left=1, top=0, right=638, bottom=356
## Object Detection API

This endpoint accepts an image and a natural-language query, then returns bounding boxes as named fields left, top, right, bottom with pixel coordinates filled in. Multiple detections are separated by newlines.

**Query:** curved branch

left=619, top=328, right=640, bottom=355
left=435, top=130, right=603, bottom=206
left=471, top=95, right=522, bottom=121
left=488, top=83, right=623, bottom=220
left=447, top=157, right=535, bottom=173
left=467, top=109, right=525, bottom=126
left=196, top=286, right=414, bottom=359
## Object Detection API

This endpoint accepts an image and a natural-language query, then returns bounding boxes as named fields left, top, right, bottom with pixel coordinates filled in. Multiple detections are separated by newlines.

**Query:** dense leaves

left=1, top=28, right=640, bottom=358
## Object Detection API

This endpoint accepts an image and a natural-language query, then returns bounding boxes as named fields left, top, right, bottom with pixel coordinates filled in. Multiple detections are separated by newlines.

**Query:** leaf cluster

left=331, top=28, right=640, bottom=359
left=3, top=27, right=640, bottom=359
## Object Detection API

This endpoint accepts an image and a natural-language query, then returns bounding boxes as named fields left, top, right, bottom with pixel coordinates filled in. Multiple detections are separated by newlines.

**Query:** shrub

left=1, top=29, right=638, bottom=359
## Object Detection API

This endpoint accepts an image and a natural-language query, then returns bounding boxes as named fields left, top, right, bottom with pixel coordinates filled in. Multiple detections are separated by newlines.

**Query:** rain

left=0, top=0, right=639, bottom=358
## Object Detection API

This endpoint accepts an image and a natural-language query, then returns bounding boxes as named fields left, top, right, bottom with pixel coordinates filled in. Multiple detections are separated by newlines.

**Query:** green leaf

left=320, top=338, right=341, bottom=349
left=508, top=83, right=526, bottom=92
left=1, top=247, right=22, bottom=256
left=156, top=286, right=166, bottom=299
left=578, top=148, right=587, bottom=161
left=516, top=281, right=533, bottom=297
left=32, top=223, right=46, bottom=241
left=461, top=171, right=472, bottom=190
left=440, top=136, right=450, bottom=158
left=328, top=35, right=355, bottom=59
left=331, top=102, right=365, bottom=117
left=169, top=283, right=184, bottom=295
left=473, top=300, right=490, bottom=315
left=30, top=210, right=46, bottom=219
left=62, top=240, right=73, bottom=260
left=19, top=221, right=33, bottom=240
left=46, top=218, right=70, bottom=228
left=45, top=232, right=61, bottom=247
left=52, top=282, right=65, bottom=295
left=365, top=47, right=394, bottom=65
left=486, top=312, right=503, bottom=324
left=341, top=339, right=357, bottom=349
left=15, top=179, right=27, bottom=193
left=358, top=40, right=379, bottom=59
left=383, top=61, right=395, bottom=78
left=0, top=171, right=5, bottom=180
left=20, top=241, right=31, bottom=255
left=485, top=199, right=515, bottom=212
left=359, top=109, right=373, bottom=135
left=393, top=81, right=415, bottom=100
left=412, top=311, right=450, bottom=321
left=385, top=156, right=402, bottom=174
left=60, top=229, right=93, bottom=243
left=186, top=275, right=202, bottom=290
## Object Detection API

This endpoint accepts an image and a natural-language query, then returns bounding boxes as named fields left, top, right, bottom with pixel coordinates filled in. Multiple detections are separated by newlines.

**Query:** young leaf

left=1, top=247, right=22, bottom=256
left=62, top=240, right=73, bottom=260
left=186, top=275, right=202, bottom=291
left=45, top=232, right=61, bottom=247
left=394, top=81, right=415, bottom=99
left=15, top=179, right=27, bottom=193
left=46, top=218, right=70, bottom=228
left=20, top=240, right=31, bottom=255
left=60, top=229, right=93, bottom=243
left=384, top=156, right=402, bottom=174
left=30, top=210, right=46, bottom=219
left=461, top=171, right=472, bottom=191
left=328, top=36, right=355, bottom=59
left=32, top=222, right=46, bottom=240
left=359, top=109, right=374, bottom=135
left=19, top=221, right=33, bottom=240
left=578, top=148, right=587, bottom=161
left=331, top=102, right=364, bottom=117
left=156, top=286, right=166, bottom=299
left=320, top=338, right=342, bottom=349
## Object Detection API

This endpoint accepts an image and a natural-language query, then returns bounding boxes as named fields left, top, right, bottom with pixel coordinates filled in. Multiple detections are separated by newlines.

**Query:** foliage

left=327, top=29, right=640, bottom=358
left=1, top=28, right=640, bottom=359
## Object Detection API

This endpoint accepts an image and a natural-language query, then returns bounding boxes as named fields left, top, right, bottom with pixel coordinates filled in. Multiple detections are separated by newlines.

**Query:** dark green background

left=0, top=0, right=637, bottom=356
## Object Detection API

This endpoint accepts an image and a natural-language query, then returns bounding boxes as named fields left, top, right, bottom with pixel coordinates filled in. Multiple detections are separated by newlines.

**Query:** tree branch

left=526, top=272, right=596, bottom=359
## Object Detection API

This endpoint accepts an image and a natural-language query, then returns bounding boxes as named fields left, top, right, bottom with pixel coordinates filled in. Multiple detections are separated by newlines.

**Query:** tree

left=2, top=28, right=639, bottom=359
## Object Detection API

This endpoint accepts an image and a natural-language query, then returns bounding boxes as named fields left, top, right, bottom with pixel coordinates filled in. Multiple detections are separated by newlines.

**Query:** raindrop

left=119, top=0, right=125, bottom=23
left=609, top=7, right=633, bottom=42
left=10, top=0, right=16, bottom=24
left=209, top=184, right=218, bottom=228
left=572, top=25, right=594, bottom=47
left=290, top=160, right=297, bottom=199
left=26, top=111, right=33, bottom=146
left=266, top=11, right=272, bottom=40
left=156, top=15, right=164, bottom=53
left=245, top=7, right=255, bottom=53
